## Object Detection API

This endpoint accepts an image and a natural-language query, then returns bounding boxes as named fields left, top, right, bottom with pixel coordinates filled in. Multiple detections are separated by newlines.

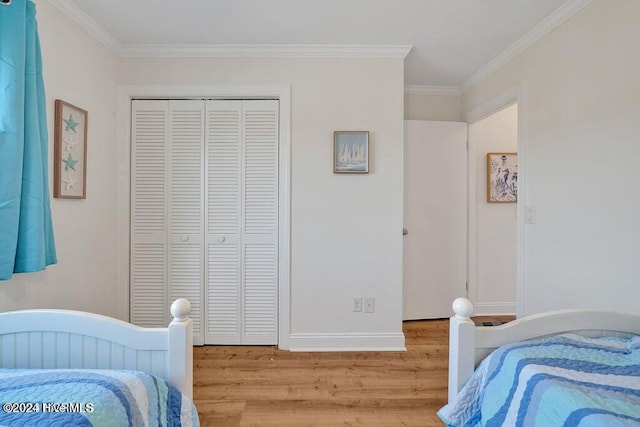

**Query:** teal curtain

left=0, top=0, right=56, bottom=280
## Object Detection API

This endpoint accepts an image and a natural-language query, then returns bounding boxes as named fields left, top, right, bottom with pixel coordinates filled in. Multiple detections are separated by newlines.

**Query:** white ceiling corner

left=46, top=0, right=122, bottom=54
left=462, top=0, right=592, bottom=93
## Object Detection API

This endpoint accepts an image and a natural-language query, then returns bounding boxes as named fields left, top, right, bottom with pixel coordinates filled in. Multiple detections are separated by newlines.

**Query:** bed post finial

left=170, top=298, right=191, bottom=321
left=448, top=297, right=475, bottom=404
left=452, top=297, right=473, bottom=320
left=168, top=299, right=193, bottom=399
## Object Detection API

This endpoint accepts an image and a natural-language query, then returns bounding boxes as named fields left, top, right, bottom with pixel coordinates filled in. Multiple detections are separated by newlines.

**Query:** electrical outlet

left=352, top=297, right=363, bottom=312
left=364, top=297, right=375, bottom=313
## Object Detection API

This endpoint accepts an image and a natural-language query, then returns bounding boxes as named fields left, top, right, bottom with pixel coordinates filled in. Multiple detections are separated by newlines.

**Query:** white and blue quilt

left=0, top=369, right=199, bottom=426
left=439, top=334, right=640, bottom=426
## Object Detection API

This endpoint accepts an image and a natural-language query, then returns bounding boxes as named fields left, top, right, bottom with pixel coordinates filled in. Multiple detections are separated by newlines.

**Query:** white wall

left=468, top=104, right=517, bottom=314
left=1, top=4, right=405, bottom=347
left=0, top=0, right=119, bottom=316
left=118, top=56, right=405, bottom=347
left=463, top=0, right=640, bottom=315
left=405, top=93, right=462, bottom=121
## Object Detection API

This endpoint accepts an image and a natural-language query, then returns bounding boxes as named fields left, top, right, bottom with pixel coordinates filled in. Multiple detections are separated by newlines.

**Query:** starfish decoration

left=62, top=153, right=78, bottom=171
left=62, top=175, right=77, bottom=191
left=63, top=137, right=79, bottom=152
left=63, top=114, right=80, bottom=133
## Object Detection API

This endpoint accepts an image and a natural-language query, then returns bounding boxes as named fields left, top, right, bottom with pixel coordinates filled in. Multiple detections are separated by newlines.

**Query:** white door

left=131, top=100, right=205, bottom=344
left=167, top=100, right=205, bottom=344
left=403, top=120, right=467, bottom=320
left=204, top=100, right=279, bottom=345
left=130, top=100, right=169, bottom=328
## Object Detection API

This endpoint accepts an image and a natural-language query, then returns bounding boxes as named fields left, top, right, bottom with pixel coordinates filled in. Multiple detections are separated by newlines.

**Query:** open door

left=403, top=120, right=467, bottom=320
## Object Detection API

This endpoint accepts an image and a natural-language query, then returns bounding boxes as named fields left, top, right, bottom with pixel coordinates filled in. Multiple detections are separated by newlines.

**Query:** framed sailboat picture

left=334, top=131, right=369, bottom=173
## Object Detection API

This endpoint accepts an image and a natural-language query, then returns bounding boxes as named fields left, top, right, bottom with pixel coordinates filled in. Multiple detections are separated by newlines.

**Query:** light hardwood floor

left=193, top=317, right=512, bottom=426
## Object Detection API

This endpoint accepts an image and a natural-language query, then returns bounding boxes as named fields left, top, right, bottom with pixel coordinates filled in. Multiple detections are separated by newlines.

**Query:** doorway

left=467, top=103, right=518, bottom=315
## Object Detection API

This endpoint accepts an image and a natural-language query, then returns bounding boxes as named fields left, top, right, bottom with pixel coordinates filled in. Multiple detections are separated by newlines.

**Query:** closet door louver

left=168, top=101, right=205, bottom=345
left=205, top=101, right=242, bottom=344
left=131, top=100, right=168, bottom=327
left=242, top=101, right=278, bottom=344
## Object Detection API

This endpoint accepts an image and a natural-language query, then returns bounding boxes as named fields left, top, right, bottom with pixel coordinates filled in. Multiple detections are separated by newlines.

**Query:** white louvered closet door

left=131, top=100, right=169, bottom=328
left=167, top=100, right=205, bottom=345
left=205, top=100, right=242, bottom=344
left=131, top=100, right=205, bottom=345
left=205, top=100, right=279, bottom=345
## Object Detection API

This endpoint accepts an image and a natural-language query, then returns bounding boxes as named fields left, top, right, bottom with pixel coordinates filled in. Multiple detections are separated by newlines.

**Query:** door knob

left=218, top=236, right=226, bottom=242
left=181, top=236, right=189, bottom=242
left=403, top=228, right=408, bottom=236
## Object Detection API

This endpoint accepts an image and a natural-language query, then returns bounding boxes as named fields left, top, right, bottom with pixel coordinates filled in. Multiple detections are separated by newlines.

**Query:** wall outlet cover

left=352, top=297, right=363, bottom=312
left=364, top=297, right=375, bottom=313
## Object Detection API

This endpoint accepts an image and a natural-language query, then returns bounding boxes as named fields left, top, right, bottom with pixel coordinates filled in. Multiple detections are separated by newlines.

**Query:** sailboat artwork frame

left=333, top=131, right=369, bottom=174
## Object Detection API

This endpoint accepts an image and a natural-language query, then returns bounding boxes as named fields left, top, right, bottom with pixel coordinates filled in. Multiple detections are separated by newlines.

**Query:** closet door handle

left=218, top=236, right=226, bottom=243
left=181, top=236, right=189, bottom=242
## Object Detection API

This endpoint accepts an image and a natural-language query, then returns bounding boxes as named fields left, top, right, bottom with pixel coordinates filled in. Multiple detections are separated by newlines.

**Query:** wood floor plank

left=238, top=399, right=440, bottom=427
left=194, top=400, right=245, bottom=427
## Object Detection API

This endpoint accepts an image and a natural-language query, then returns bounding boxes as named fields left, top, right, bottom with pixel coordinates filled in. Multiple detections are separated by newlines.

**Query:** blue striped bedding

left=0, top=369, right=199, bottom=426
left=439, top=334, right=640, bottom=426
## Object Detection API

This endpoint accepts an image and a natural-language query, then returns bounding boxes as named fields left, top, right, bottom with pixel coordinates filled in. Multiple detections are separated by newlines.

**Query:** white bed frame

left=448, top=297, right=640, bottom=404
left=0, top=298, right=194, bottom=400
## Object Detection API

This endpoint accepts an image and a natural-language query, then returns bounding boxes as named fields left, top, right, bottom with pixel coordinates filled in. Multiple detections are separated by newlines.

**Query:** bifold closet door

left=205, top=100, right=279, bottom=345
left=131, top=100, right=204, bottom=345
left=131, top=99, right=277, bottom=346
left=131, top=100, right=169, bottom=328
left=166, top=100, right=204, bottom=345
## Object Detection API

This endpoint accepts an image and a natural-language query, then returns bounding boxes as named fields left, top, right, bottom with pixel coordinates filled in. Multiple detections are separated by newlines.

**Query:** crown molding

left=404, top=85, right=461, bottom=97
left=119, top=44, right=413, bottom=58
left=47, top=0, right=122, bottom=54
left=462, top=0, right=592, bottom=93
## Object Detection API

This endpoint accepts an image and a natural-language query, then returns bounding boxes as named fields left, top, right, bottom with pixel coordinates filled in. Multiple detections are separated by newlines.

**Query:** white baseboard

left=288, top=332, right=406, bottom=352
left=473, top=302, right=516, bottom=316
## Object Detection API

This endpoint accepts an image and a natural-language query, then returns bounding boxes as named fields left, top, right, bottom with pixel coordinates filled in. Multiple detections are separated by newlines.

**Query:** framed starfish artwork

left=54, top=100, right=88, bottom=199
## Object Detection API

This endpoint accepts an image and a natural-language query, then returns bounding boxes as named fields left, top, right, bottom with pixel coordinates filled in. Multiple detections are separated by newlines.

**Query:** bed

left=0, top=298, right=198, bottom=426
left=440, top=297, right=640, bottom=426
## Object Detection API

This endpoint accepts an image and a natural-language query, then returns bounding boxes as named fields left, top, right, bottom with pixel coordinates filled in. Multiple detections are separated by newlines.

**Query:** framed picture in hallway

left=53, top=99, right=88, bottom=199
left=487, top=152, right=517, bottom=203
left=334, top=131, right=369, bottom=174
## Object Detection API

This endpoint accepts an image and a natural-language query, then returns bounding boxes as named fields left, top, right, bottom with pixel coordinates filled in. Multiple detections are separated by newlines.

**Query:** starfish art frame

left=54, top=99, right=88, bottom=199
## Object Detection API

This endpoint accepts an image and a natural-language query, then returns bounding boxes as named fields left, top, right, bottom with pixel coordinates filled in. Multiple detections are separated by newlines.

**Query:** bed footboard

left=0, top=299, right=193, bottom=399
left=447, top=297, right=640, bottom=404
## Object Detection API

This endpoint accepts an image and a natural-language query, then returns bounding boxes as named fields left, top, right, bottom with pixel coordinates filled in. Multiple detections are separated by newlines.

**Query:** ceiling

left=64, top=0, right=571, bottom=89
